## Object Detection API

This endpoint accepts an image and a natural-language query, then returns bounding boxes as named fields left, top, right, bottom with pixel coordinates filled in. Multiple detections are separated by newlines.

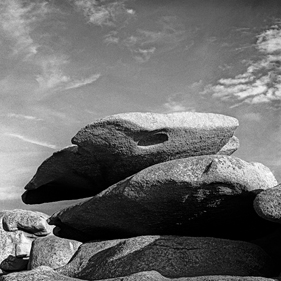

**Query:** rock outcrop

left=22, top=112, right=239, bottom=204
left=48, top=155, right=278, bottom=241
left=2, top=111, right=281, bottom=281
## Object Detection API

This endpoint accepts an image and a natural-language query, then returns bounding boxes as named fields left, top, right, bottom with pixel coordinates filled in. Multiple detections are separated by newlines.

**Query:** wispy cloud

left=4, top=133, right=57, bottom=149
left=105, top=15, right=186, bottom=63
left=73, top=0, right=135, bottom=27
left=35, top=56, right=101, bottom=93
left=163, top=99, right=188, bottom=113
left=64, top=73, right=101, bottom=90
left=35, top=56, right=70, bottom=91
left=203, top=23, right=281, bottom=107
left=134, top=47, right=156, bottom=64
left=135, top=16, right=186, bottom=49
left=6, top=113, right=43, bottom=121
left=0, top=0, right=49, bottom=57
left=0, top=0, right=99, bottom=96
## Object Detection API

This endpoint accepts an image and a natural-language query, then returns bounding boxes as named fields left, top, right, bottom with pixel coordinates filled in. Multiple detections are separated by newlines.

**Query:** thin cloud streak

left=7, top=113, right=43, bottom=121
left=64, top=73, right=101, bottom=90
left=4, top=133, right=57, bottom=149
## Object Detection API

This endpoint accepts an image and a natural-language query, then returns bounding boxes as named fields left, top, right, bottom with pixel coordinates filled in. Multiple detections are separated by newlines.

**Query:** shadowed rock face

left=57, top=236, right=278, bottom=279
left=48, top=155, right=278, bottom=242
left=22, top=146, right=96, bottom=204
left=22, top=112, right=239, bottom=204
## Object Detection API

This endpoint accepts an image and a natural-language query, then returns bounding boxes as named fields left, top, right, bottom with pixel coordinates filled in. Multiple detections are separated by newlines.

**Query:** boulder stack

left=22, top=112, right=239, bottom=204
left=1, top=111, right=281, bottom=281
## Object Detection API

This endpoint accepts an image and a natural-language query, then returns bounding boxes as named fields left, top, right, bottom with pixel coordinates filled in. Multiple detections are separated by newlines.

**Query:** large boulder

left=0, top=210, right=53, bottom=274
left=28, top=235, right=81, bottom=270
left=48, top=155, right=278, bottom=241
left=57, top=236, right=277, bottom=279
left=22, top=112, right=239, bottom=204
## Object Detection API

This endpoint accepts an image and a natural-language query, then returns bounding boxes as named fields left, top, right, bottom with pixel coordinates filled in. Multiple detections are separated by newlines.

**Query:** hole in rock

left=137, top=132, right=169, bottom=146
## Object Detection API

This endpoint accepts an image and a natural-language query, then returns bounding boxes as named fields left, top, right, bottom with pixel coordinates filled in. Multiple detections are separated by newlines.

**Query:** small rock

left=28, top=235, right=81, bottom=269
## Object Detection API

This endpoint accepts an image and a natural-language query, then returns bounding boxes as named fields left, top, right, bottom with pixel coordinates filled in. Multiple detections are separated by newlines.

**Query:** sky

left=0, top=0, right=281, bottom=215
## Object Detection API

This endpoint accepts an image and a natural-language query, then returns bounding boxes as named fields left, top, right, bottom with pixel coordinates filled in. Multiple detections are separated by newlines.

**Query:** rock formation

left=2, top=111, right=281, bottom=281
left=22, top=112, right=239, bottom=204
left=0, top=210, right=53, bottom=274
left=48, top=155, right=278, bottom=241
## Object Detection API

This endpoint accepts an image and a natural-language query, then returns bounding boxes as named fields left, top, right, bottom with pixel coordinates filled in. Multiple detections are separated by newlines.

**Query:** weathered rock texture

left=2, top=268, right=279, bottom=281
left=22, top=112, right=239, bottom=204
left=0, top=266, right=82, bottom=281
left=254, top=184, right=281, bottom=223
left=8, top=111, right=281, bottom=281
left=217, top=135, right=239, bottom=155
left=57, top=235, right=277, bottom=279
left=1, top=209, right=53, bottom=236
left=0, top=210, right=53, bottom=274
left=48, top=155, right=278, bottom=241
left=28, top=235, right=81, bottom=270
